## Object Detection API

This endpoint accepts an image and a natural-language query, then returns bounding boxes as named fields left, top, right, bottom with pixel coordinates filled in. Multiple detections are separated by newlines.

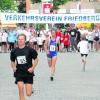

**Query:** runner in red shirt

left=64, top=33, right=70, bottom=52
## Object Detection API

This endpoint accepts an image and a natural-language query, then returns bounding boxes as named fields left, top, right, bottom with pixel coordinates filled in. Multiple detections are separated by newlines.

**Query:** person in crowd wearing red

left=64, top=32, right=70, bottom=52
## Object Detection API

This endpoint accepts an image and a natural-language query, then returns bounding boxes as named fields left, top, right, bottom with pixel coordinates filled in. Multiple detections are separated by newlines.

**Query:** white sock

left=25, top=96, right=30, bottom=100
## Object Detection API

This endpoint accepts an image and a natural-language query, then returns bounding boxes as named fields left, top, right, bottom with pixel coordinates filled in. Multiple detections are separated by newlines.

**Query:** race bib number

left=50, top=45, right=56, bottom=51
left=17, top=56, right=27, bottom=64
left=71, top=32, right=75, bottom=35
left=95, top=32, right=99, bottom=37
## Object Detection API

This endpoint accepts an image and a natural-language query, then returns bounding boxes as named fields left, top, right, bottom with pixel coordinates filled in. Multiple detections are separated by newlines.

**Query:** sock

left=25, top=96, right=30, bottom=100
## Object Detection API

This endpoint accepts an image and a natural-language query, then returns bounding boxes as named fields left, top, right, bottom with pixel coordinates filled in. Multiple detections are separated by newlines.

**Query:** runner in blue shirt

left=44, top=29, right=57, bottom=81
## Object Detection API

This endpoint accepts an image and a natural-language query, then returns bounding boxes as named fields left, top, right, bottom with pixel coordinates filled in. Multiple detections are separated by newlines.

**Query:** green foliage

left=0, top=0, right=17, bottom=11
left=53, top=0, right=69, bottom=10
left=18, top=1, right=26, bottom=13
left=31, top=0, right=41, bottom=4
left=91, top=23, right=95, bottom=29
left=35, top=24, right=46, bottom=30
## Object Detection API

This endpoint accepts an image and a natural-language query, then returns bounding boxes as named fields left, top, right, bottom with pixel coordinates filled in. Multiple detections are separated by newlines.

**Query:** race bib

left=17, top=56, right=27, bottom=64
left=50, top=45, right=56, bottom=51
left=71, top=32, right=75, bottom=35
left=95, top=32, right=99, bottom=37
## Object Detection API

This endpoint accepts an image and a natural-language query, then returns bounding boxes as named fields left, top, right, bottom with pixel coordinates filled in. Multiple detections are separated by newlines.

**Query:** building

left=59, top=0, right=100, bottom=13
left=32, top=0, right=100, bottom=13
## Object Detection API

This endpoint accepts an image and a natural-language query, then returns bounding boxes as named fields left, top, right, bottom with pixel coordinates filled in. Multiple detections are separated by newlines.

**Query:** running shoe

left=50, top=77, right=54, bottom=81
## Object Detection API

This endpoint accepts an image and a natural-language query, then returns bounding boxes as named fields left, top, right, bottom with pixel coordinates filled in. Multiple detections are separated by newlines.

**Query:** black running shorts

left=15, top=76, right=33, bottom=84
left=81, top=54, right=88, bottom=57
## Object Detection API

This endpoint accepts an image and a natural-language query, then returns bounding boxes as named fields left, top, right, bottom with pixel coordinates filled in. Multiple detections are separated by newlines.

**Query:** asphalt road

left=0, top=51, right=100, bottom=100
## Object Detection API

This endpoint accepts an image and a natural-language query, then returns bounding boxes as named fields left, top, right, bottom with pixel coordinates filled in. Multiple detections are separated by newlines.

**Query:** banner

left=0, top=13, right=100, bottom=23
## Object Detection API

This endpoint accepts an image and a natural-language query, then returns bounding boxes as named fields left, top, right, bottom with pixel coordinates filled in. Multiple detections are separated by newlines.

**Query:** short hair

left=17, top=34, right=26, bottom=41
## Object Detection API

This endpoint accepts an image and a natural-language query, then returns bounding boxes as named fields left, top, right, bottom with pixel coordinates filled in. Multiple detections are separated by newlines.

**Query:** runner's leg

left=82, top=55, right=86, bottom=72
left=17, top=81, right=25, bottom=100
left=25, top=84, right=33, bottom=97
left=50, top=56, right=57, bottom=80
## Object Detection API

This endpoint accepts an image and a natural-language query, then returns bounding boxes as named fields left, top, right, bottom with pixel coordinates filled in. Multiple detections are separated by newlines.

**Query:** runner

left=87, top=29, right=94, bottom=52
left=93, top=28, right=100, bottom=51
left=37, top=33, right=43, bottom=52
left=69, top=27, right=78, bottom=52
left=10, top=34, right=38, bottom=100
left=77, top=36, right=89, bottom=72
left=1, top=29, right=8, bottom=53
left=44, top=29, right=57, bottom=81
left=33, top=32, right=38, bottom=50
left=29, top=33, right=34, bottom=49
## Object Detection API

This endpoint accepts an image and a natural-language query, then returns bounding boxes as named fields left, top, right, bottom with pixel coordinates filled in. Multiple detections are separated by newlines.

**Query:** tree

left=18, top=0, right=26, bottom=13
left=53, top=0, right=70, bottom=10
left=0, top=0, right=17, bottom=12
left=31, top=0, right=41, bottom=3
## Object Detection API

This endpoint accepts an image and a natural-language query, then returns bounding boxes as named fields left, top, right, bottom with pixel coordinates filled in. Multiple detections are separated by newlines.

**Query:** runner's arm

left=11, top=61, right=16, bottom=72
left=44, top=39, right=49, bottom=54
left=28, top=57, right=38, bottom=73
left=32, top=57, right=38, bottom=70
left=10, top=50, right=16, bottom=72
